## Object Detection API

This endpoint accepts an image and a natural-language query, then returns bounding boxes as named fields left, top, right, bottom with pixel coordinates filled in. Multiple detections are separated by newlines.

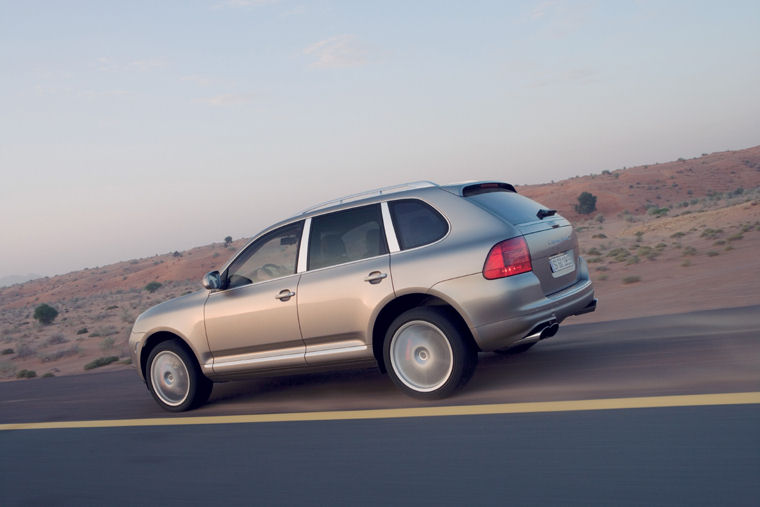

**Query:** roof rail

left=300, top=181, right=437, bottom=214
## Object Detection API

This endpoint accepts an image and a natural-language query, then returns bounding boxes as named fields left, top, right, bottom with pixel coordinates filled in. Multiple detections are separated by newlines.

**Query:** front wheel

left=383, top=307, right=477, bottom=399
left=146, top=340, right=212, bottom=412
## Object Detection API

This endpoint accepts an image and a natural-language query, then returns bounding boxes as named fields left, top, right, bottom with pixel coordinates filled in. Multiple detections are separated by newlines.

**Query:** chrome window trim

left=381, top=201, right=400, bottom=253
left=297, top=217, right=311, bottom=273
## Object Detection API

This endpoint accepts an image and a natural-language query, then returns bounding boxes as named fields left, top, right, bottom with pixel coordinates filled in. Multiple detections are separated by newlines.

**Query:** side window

left=226, top=221, right=303, bottom=289
left=389, top=199, right=448, bottom=250
left=308, top=204, right=388, bottom=270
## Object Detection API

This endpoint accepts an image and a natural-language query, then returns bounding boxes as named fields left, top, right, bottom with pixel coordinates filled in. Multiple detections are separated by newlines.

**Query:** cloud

left=529, top=0, right=562, bottom=20
left=303, top=35, right=368, bottom=69
left=213, top=0, right=280, bottom=8
left=78, top=89, right=132, bottom=98
left=528, top=67, right=599, bottom=88
left=95, top=57, right=166, bottom=72
left=199, top=93, right=257, bottom=106
left=527, top=0, right=595, bottom=38
left=181, top=74, right=216, bottom=87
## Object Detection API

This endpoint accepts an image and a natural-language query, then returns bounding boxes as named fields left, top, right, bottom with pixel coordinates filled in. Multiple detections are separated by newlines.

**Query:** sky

left=1, top=0, right=759, bottom=280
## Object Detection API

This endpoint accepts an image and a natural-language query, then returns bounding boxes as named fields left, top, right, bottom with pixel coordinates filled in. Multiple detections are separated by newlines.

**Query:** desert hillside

left=1, top=146, right=759, bottom=380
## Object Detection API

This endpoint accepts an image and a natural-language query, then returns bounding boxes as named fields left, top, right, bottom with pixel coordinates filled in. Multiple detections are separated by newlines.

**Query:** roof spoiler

left=462, top=182, right=516, bottom=197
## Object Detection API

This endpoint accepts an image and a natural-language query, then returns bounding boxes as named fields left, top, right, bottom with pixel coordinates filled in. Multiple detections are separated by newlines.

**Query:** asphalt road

left=1, top=305, right=758, bottom=423
left=1, top=305, right=759, bottom=505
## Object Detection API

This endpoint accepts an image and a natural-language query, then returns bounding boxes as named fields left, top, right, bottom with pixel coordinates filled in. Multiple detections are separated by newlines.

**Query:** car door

left=204, top=221, right=306, bottom=375
left=297, top=204, right=395, bottom=365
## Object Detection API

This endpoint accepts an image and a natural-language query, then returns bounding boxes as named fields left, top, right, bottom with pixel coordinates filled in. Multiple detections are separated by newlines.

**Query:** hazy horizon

left=2, top=1, right=759, bottom=279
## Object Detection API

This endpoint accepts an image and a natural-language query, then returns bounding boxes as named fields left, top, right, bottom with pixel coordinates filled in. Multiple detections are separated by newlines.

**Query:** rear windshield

left=466, top=191, right=548, bottom=225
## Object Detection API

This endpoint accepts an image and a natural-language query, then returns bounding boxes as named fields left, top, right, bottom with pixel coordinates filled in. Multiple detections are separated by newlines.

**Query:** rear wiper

left=536, top=208, right=557, bottom=220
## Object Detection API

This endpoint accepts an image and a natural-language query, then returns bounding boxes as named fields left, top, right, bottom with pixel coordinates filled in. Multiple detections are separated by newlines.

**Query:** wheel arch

left=140, top=331, right=200, bottom=381
left=371, top=292, right=476, bottom=373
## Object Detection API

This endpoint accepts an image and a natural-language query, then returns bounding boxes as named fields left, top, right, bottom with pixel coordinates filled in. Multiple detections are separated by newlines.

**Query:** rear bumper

left=473, top=278, right=596, bottom=351
left=430, top=257, right=596, bottom=352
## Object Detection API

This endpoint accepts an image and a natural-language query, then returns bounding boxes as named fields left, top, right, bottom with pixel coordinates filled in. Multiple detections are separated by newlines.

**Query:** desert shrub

left=39, top=345, right=80, bottom=363
left=33, top=303, right=59, bottom=325
left=586, top=247, right=602, bottom=256
left=606, top=248, right=630, bottom=262
left=595, top=214, right=605, bottom=223
left=575, top=192, right=597, bottom=215
left=727, top=233, right=744, bottom=242
left=700, top=228, right=723, bottom=239
left=44, top=334, right=68, bottom=346
left=592, top=233, right=607, bottom=239
left=707, top=251, right=720, bottom=257
left=100, top=336, right=115, bottom=351
left=15, top=342, right=36, bottom=359
left=626, top=256, right=640, bottom=265
left=597, top=274, right=608, bottom=280
left=0, top=360, right=15, bottom=376
left=622, top=276, right=641, bottom=284
left=84, top=356, right=120, bottom=370
left=587, top=257, right=603, bottom=263
left=224, top=235, right=233, bottom=246
left=172, top=251, right=182, bottom=258
left=682, top=246, right=697, bottom=256
left=106, top=305, right=118, bottom=310
left=1, top=348, right=13, bottom=355
left=145, top=281, right=162, bottom=293
left=681, top=259, right=692, bottom=267
left=648, top=207, right=669, bottom=217
left=42, top=372, right=55, bottom=378
left=16, top=369, right=37, bottom=379
left=94, top=326, right=119, bottom=337
left=595, top=266, right=609, bottom=272
left=670, top=231, right=686, bottom=238
left=121, top=308, right=134, bottom=324
left=714, top=240, right=726, bottom=246
left=76, top=328, right=89, bottom=335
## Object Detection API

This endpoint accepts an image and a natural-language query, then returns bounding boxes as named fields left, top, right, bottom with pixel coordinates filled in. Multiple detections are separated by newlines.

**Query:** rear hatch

left=465, top=186, right=580, bottom=296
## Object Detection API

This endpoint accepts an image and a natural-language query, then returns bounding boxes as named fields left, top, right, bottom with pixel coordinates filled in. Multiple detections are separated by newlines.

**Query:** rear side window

left=466, top=191, right=549, bottom=225
left=308, top=204, right=388, bottom=270
left=389, top=199, right=448, bottom=250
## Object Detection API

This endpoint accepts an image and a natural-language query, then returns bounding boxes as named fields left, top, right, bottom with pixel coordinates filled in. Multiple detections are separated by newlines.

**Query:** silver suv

left=129, top=181, right=596, bottom=411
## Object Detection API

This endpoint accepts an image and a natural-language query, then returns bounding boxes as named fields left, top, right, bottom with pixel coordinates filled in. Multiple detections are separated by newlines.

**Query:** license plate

left=549, top=251, right=574, bottom=275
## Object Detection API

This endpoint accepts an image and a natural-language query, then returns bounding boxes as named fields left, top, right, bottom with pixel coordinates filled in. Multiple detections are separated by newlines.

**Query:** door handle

left=275, top=289, right=296, bottom=301
left=364, top=271, right=388, bottom=284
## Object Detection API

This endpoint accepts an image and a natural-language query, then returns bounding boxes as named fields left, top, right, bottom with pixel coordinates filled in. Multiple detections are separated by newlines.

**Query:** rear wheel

left=383, top=307, right=476, bottom=399
left=146, top=340, right=212, bottom=412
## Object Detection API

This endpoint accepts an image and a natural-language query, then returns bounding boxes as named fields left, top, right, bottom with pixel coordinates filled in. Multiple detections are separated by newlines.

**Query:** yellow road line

left=2, top=392, right=759, bottom=431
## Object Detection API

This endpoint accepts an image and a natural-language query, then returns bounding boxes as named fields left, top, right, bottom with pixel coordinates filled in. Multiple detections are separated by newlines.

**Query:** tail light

left=483, top=237, right=532, bottom=279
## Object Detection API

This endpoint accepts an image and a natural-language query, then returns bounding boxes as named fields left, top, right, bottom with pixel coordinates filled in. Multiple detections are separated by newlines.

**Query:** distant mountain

left=0, top=273, right=42, bottom=288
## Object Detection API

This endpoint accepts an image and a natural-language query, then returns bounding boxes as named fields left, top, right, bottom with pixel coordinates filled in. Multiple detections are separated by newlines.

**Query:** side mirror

left=201, top=271, right=222, bottom=291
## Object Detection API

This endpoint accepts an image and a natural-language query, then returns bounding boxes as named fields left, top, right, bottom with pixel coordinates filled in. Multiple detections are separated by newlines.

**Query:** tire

left=146, top=340, right=213, bottom=412
left=383, top=307, right=477, bottom=399
left=494, top=341, right=537, bottom=355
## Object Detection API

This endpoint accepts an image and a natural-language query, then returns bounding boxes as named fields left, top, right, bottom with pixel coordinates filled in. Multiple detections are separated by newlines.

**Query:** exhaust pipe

left=522, top=318, right=558, bottom=342
left=540, top=322, right=559, bottom=339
